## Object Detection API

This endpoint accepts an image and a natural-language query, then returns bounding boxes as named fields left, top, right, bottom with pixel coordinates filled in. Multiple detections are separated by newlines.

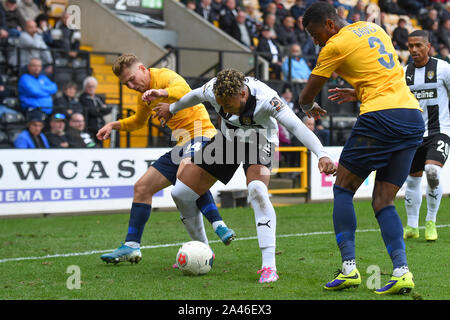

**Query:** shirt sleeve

left=311, top=41, right=343, bottom=79
left=119, top=96, right=152, bottom=131
left=169, top=78, right=216, bottom=114
left=269, top=99, right=330, bottom=160
left=162, top=69, right=191, bottom=101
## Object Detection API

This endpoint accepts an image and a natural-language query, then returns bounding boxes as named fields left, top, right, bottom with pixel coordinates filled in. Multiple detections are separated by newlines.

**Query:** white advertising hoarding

left=310, top=147, right=450, bottom=201
left=0, top=149, right=247, bottom=216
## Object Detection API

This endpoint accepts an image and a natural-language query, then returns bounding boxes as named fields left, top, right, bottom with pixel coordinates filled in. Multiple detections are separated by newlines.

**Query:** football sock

left=248, top=180, right=277, bottom=270
left=426, top=181, right=442, bottom=223
left=125, top=202, right=151, bottom=244
left=196, top=191, right=226, bottom=230
left=332, top=185, right=357, bottom=262
left=393, top=265, right=410, bottom=277
left=404, top=175, right=422, bottom=228
left=172, top=179, right=208, bottom=244
left=375, top=205, right=408, bottom=269
left=342, top=259, right=356, bottom=275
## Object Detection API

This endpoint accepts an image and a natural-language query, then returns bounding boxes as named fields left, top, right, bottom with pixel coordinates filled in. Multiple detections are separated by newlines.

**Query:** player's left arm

left=270, top=99, right=336, bottom=175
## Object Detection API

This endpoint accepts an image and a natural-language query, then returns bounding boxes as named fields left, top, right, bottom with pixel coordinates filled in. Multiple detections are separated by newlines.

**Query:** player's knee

left=133, top=179, right=154, bottom=200
left=424, top=164, right=441, bottom=189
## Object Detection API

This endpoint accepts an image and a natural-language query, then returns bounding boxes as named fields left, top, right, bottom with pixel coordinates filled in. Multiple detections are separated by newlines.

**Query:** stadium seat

left=1, top=112, right=25, bottom=125
left=0, top=130, right=12, bottom=148
left=2, top=97, right=20, bottom=112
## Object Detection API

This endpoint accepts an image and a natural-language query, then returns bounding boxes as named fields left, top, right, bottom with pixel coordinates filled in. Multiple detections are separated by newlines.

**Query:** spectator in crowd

left=337, top=6, right=348, bottom=22
left=258, top=0, right=272, bottom=12
left=263, top=2, right=282, bottom=26
left=302, top=115, right=330, bottom=146
left=293, top=15, right=309, bottom=48
left=186, top=0, right=196, bottom=11
left=0, top=3, right=9, bottom=43
left=349, top=12, right=361, bottom=23
left=438, top=19, right=450, bottom=49
left=195, top=0, right=214, bottom=23
left=10, top=19, right=52, bottom=70
left=235, top=10, right=255, bottom=49
left=282, top=43, right=311, bottom=82
left=392, top=18, right=409, bottom=51
left=18, top=57, right=57, bottom=117
left=436, top=46, right=450, bottom=63
left=420, top=8, right=439, bottom=31
left=2, top=0, right=25, bottom=39
left=35, top=13, right=52, bottom=47
left=0, top=76, right=17, bottom=116
left=66, top=112, right=97, bottom=148
left=262, top=13, right=278, bottom=40
left=378, top=0, right=408, bottom=15
left=280, top=86, right=295, bottom=111
left=211, top=0, right=224, bottom=23
left=256, top=24, right=282, bottom=79
left=351, top=0, right=366, bottom=21
left=53, top=81, right=83, bottom=117
left=245, top=4, right=263, bottom=29
left=275, top=15, right=297, bottom=48
left=272, top=0, right=289, bottom=21
left=45, top=112, right=69, bottom=148
left=51, top=9, right=83, bottom=62
left=18, top=0, right=41, bottom=22
left=218, top=0, right=239, bottom=40
left=79, top=76, right=112, bottom=146
left=290, top=0, right=307, bottom=21
left=13, top=109, right=49, bottom=148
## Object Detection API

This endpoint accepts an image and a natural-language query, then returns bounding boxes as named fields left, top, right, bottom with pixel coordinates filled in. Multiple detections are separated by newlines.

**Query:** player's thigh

left=424, top=133, right=450, bottom=167
left=176, top=161, right=217, bottom=196
left=134, top=166, right=171, bottom=197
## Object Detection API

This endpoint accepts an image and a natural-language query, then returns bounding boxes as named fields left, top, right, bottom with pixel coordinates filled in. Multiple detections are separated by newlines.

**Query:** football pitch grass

left=1, top=197, right=449, bottom=301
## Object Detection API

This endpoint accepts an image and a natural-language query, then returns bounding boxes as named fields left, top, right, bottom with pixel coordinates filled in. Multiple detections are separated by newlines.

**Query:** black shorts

left=190, top=131, right=274, bottom=184
left=409, top=133, right=450, bottom=173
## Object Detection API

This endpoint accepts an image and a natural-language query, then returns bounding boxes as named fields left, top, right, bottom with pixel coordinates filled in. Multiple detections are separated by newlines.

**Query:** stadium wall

left=1, top=147, right=448, bottom=217
left=0, top=149, right=246, bottom=217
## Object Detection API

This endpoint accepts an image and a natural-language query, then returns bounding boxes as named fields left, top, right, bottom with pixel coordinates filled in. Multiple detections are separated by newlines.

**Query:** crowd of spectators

left=0, top=1, right=111, bottom=150
left=183, top=0, right=450, bottom=80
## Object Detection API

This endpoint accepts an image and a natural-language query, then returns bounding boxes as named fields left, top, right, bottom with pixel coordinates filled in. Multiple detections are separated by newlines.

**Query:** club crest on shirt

left=427, top=70, right=435, bottom=80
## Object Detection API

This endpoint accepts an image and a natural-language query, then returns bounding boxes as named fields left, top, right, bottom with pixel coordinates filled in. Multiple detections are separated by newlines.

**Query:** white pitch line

left=1, top=225, right=449, bottom=264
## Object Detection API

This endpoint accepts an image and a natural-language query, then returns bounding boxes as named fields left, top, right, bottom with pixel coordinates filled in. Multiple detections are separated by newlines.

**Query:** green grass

left=0, top=197, right=449, bottom=300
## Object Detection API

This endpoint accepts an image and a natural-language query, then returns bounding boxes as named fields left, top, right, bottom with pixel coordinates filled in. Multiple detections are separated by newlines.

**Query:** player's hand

left=141, top=89, right=168, bottom=102
left=328, top=87, right=357, bottom=104
left=318, top=156, right=337, bottom=176
left=153, top=102, right=173, bottom=127
left=305, top=102, right=327, bottom=120
left=97, top=123, right=113, bottom=141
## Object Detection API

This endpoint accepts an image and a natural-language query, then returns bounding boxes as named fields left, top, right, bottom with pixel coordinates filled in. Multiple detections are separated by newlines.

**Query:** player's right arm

left=153, top=87, right=206, bottom=125
left=97, top=120, right=121, bottom=141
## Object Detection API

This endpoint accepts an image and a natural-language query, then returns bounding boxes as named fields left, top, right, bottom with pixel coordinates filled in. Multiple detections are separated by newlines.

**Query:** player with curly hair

left=153, top=68, right=336, bottom=283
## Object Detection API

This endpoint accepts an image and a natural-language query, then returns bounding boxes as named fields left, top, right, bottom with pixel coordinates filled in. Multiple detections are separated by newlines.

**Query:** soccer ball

left=176, top=241, right=214, bottom=275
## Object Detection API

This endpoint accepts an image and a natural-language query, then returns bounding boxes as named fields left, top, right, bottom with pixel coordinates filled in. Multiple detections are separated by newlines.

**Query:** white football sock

left=426, top=183, right=442, bottom=222
left=342, top=259, right=356, bottom=275
left=425, top=164, right=442, bottom=223
left=248, top=180, right=277, bottom=270
left=393, top=265, right=409, bottom=277
left=404, top=175, right=422, bottom=228
left=212, top=220, right=226, bottom=231
left=171, top=179, right=208, bottom=244
left=124, top=241, right=140, bottom=249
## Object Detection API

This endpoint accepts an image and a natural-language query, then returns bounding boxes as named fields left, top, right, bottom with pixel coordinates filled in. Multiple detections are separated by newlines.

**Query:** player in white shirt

left=153, top=68, right=336, bottom=283
left=403, top=30, right=450, bottom=241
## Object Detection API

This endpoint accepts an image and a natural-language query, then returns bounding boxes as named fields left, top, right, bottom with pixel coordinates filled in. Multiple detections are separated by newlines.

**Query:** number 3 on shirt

left=368, top=36, right=395, bottom=69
